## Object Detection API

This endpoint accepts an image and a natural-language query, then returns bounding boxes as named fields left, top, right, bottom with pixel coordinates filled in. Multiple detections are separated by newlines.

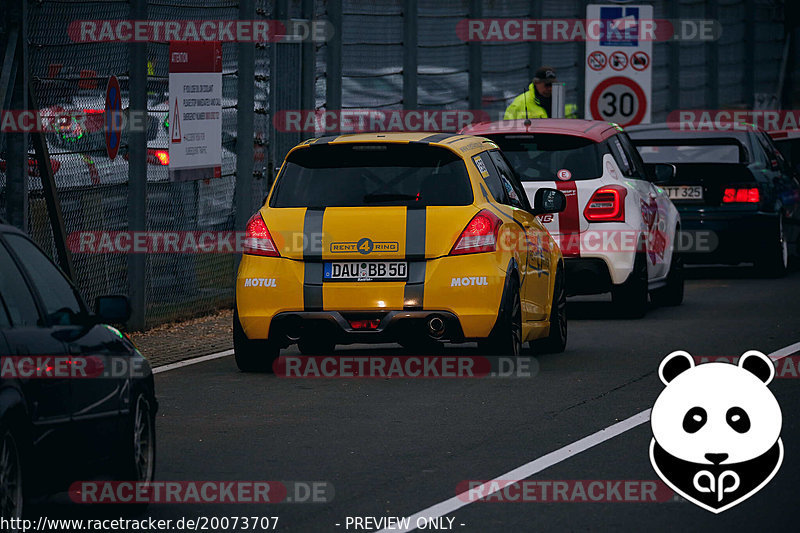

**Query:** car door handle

left=68, top=343, right=81, bottom=355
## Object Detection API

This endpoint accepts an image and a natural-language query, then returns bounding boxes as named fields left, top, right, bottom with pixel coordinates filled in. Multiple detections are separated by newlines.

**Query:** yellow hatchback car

left=234, top=132, right=567, bottom=371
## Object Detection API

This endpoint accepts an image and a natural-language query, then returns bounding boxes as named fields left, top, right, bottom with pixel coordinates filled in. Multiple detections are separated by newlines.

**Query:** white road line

left=382, top=341, right=800, bottom=533
left=153, top=349, right=233, bottom=374
left=768, top=341, right=800, bottom=361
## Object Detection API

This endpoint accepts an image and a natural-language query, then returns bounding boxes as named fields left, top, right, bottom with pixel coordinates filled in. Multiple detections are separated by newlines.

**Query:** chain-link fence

left=0, top=0, right=792, bottom=330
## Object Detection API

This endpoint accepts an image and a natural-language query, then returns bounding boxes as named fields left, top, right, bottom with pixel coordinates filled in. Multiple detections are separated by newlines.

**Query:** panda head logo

left=649, top=350, right=783, bottom=514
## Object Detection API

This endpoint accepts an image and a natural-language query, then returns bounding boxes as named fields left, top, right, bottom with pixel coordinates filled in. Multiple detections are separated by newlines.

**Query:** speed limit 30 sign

left=584, top=4, right=652, bottom=127
left=589, top=76, right=647, bottom=126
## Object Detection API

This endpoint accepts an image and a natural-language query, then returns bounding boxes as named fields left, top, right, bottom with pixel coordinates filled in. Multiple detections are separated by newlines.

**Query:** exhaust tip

left=427, top=316, right=445, bottom=339
left=284, top=316, right=303, bottom=342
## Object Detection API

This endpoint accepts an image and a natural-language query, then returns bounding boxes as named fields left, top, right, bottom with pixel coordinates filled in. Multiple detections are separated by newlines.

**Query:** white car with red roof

left=461, top=119, right=682, bottom=317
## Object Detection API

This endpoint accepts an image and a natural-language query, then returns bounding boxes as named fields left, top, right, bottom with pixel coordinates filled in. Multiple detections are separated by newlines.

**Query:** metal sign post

left=551, top=83, right=566, bottom=119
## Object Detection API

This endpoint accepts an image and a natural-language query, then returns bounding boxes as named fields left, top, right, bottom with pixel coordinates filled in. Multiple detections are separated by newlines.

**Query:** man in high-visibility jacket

left=504, top=66, right=578, bottom=120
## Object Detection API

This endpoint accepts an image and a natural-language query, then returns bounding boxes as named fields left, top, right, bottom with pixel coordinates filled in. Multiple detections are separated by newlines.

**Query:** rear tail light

left=243, top=213, right=280, bottom=257
left=584, top=185, right=627, bottom=222
left=723, top=187, right=760, bottom=203
left=147, top=149, right=169, bottom=166
left=449, top=209, right=502, bottom=255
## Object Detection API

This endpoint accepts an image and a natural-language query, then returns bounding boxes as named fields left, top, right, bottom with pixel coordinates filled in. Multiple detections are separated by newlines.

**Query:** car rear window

left=270, top=143, right=473, bottom=208
left=485, top=134, right=603, bottom=182
left=633, top=139, right=746, bottom=164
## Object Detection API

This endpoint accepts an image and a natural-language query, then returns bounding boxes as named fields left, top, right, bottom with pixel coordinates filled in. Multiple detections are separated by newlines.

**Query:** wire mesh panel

left=679, top=0, right=709, bottom=108
left=540, top=0, right=583, bottom=115
left=753, top=0, right=786, bottom=98
left=341, top=0, right=403, bottom=110
left=418, top=0, right=470, bottom=112
left=144, top=0, right=239, bottom=327
left=718, top=0, right=748, bottom=107
left=480, top=0, right=531, bottom=117
left=26, top=0, right=131, bottom=308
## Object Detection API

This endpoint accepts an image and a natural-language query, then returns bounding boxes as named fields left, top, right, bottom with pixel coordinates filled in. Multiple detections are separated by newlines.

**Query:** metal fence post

left=301, top=0, right=316, bottom=114
left=706, top=0, right=719, bottom=108
left=403, top=0, right=418, bottom=110
left=468, top=0, right=482, bottom=110
left=744, top=0, right=756, bottom=108
left=668, top=0, right=681, bottom=112
left=29, top=82, right=74, bottom=279
left=528, top=0, right=542, bottom=85
left=5, top=0, right=28, bottom=232
left=326, top=0, right=343, bottom=116
left=235, top=0, right=256, bottom=257
left=127, top=0, right=147, bottom=330
left=577, top=0, right=590, bottom=118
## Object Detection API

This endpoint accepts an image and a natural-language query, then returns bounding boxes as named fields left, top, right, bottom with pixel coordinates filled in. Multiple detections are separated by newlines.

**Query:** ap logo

left=649, top=350, right=783, bottom=513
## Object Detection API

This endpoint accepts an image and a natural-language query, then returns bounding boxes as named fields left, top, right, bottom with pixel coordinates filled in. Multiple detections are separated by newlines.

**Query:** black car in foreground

left=628, top=123, right=800, bottom=276
left=0, top=222, right=157, bottom=520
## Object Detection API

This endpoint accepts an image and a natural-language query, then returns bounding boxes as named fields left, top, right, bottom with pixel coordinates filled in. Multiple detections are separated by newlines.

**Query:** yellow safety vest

left=504, top=83, right=579, bottom=120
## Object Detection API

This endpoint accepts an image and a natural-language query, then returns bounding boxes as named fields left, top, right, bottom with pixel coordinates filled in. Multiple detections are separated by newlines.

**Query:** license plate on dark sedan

left=665, top=185, right=703, bottom=201
left=324, top=261, right=408, bottom=281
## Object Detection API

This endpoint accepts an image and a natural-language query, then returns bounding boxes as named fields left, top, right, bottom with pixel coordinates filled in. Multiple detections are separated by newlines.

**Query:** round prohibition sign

left=587, top=51, right=607, bottom=71
left=631, top=51, right=650, bottom=71
left=609, top=51, right=628, bottom=71
left=589, top=76, right=647, bottom=127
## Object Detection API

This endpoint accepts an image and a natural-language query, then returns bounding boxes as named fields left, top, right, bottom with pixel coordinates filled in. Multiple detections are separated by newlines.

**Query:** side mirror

left=95, top=295, right=131, bottom=324
left=532, top=188, right=567, bottom=215
left=647, top=163, right=675, bottom=184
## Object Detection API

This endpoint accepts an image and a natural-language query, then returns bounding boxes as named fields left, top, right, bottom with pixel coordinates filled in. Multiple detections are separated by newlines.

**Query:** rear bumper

left=236, top=253, right=509, bottom=340
left=268, top=310, right=466, bottom=345
left=677, top=209, right=777, bottom=264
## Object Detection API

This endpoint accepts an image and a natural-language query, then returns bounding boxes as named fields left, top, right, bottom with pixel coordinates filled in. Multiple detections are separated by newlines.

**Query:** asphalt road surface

left=32, top=266, right=800, bottom=532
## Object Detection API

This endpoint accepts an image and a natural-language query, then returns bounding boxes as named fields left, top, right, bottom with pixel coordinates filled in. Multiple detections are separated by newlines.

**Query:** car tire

left=233, top=309, right=280, bottom=372
left=111, top=389, right=156, bottom=511
left=756, top=216, right=789, bottom=278
left=530, top=266, right=567, bottom=354
left=651, top=253, right=684, bottom=307
left=0, top=422, right=25, bottom=523
left=478, top=276, right=522, bottom=356
left=612, top=252, right=648, bottom=319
